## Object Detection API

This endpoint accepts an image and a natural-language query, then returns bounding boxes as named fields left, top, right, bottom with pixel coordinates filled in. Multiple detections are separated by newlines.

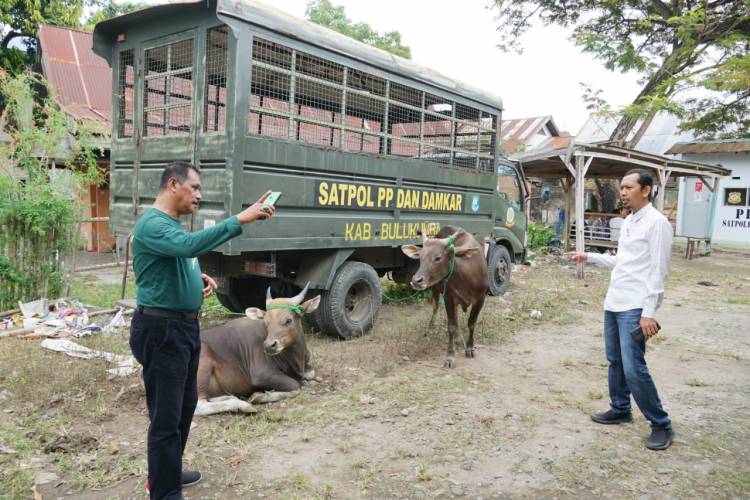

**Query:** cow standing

left=401, top=226, right=488, bottom=368
left=194, top=285, right=319, bottom=416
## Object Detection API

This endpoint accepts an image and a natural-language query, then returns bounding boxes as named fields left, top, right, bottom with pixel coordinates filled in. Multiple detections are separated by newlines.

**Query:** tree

left=305, top=0, right=412, bottom=59
left=0, top=0, right=144, bottom=74
left=0, top=69, right=106, bottom=308
left=492, top=0, right=750, bottom=142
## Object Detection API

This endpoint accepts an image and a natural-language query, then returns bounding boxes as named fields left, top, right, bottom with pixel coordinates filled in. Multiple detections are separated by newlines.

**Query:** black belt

left=137, top=306, right=200, bottom=320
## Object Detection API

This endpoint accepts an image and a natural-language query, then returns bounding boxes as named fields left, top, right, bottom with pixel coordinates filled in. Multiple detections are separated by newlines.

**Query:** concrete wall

left=679, top=152, right=750, bottom=246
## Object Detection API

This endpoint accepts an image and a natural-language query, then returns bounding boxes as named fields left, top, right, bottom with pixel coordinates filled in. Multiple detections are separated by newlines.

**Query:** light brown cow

left=401, top=226, right=488, bottom=368
left=194, top=285, right=319, bottom=416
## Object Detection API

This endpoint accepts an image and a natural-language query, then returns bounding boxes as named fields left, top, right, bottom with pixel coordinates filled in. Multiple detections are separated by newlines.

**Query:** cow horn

left=289, top=282, right=309, bottom=306
left=266, top=287, right=273, bottom=307
left=421, top=231, right=428, bottom=246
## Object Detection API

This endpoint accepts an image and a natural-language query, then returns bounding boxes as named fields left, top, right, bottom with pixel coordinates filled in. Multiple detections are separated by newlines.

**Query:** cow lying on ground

left=194, top=285, right=319, bottom=416
left=401, top=226, right=488, bottom=368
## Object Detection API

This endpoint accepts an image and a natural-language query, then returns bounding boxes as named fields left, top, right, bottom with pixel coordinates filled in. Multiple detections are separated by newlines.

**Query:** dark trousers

left=604, top=309, right=671, bottom=428
left=130, top=311, right=201, bottom=500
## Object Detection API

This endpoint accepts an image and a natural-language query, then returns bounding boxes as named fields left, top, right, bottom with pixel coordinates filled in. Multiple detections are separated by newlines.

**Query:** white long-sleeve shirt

left=586, top=203, right=673, bottom=317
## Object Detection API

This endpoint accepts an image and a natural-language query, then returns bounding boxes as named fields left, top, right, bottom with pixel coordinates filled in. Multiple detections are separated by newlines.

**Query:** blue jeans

left=604, top=309, right=671, bottom=429
left=130, top=311, right=201, bottom=500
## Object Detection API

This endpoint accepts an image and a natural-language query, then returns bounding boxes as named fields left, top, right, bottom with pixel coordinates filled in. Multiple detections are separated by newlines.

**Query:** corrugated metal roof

left=93, top=0, right=503, bottom=113
left=665, top=139, right=750, bottom=155
left=38, top=24, right=111, bottom=125
left=500, top=115, right=568, bottom=154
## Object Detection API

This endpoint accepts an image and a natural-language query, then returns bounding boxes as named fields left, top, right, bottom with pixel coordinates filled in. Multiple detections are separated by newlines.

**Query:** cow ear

left=401, top=244, right=422, bottom=259
left=245, top=307, right=265, bottom=320
left=454, top=246, right=480, bottom=257
left=301, top=295, right=321, bottom=314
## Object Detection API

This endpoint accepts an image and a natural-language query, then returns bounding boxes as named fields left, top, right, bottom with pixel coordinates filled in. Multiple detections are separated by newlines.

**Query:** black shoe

left=646, top=427, right=674, bottom=450
left=591, top=409, right=633, bottom=425
left=182, top=470, right=202, bottom=488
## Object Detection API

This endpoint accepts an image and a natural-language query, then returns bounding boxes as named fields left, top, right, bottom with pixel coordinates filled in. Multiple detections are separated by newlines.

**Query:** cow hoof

left=303, top=369, right=316, bottom=381
left=465, top=348, right=475, bottom=358
left=443, top=357, right=455, bottom=369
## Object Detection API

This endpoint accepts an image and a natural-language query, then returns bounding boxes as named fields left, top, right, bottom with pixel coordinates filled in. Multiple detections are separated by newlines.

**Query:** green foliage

left=381, top=280, right=430, bottom=305
left=83, top=0, right=147, bottom=31
left=492, top=0, right=750, bottom=140
left=305, top=0, right=412, bottom=59
left=0, top=70, right=107, bottom=309
left=527, top=222, right=555, bottom=250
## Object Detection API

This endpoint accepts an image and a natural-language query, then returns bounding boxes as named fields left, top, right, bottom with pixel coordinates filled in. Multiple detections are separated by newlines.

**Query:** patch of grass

left=561, top=359, right=575, bottom=367
left=587, top=390, right=605, bottom=400
left=416, top=463, right=432, bottom=481
left=71, top=274, right=136, bottom=309
left=727, top=296, right=750, bottom=305
left=686, top=378, right=708, bottom=387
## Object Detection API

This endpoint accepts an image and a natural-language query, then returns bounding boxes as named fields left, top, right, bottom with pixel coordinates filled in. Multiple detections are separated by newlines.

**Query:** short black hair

left=624, top=168, right=654, bottom=201
left=159, top=161, right=200, bottom=190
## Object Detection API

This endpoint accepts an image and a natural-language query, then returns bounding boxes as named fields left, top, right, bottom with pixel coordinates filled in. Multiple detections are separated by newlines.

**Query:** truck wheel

left=487, top=245, right=512, bottom=296
left=323, top=262, right=381, bottom=339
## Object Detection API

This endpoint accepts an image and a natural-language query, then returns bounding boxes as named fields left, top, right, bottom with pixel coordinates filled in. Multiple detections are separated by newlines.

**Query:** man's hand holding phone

left=237, top=190, right=278, bottom=224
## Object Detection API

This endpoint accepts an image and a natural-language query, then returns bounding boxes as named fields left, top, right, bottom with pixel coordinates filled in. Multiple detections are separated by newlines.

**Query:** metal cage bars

left=248, top=37, right=497, bottom=172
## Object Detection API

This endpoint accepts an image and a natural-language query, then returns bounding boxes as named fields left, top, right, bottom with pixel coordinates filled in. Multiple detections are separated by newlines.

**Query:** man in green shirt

left=129, top=161, right=274, bottom=499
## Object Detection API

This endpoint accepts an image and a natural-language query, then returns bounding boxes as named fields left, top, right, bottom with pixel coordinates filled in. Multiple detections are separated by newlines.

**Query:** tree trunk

left=594, top=179, right=618, bottom=213
left=608, top=50, right=683, bottom=145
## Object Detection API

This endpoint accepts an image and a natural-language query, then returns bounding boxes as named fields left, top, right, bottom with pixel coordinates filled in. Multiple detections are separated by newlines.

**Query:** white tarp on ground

left=41, top=338, right=137, bottom=377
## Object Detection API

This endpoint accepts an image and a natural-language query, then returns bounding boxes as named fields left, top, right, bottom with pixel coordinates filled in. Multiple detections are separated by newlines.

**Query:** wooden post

left=574, top=156, right=592, bottom=278
left=561, top=178, right=573, bottom=251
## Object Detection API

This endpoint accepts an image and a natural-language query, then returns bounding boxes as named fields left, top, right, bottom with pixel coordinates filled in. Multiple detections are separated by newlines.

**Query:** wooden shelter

left=514, top=143, right=731, bottom=276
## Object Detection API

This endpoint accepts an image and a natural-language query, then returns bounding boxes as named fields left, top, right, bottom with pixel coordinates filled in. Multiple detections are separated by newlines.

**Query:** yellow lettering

left=345, top=184, right=355, bottom=206
left=318, top=182, right=329, bottom=205
left=384, top=188, right=393, bottom=207
left=455, top=194, right=463, bottom=211
left=365, top=186, right=374, bottom=207
left=345, top=223, right=354, bottom=240
left=396, top=189, right=405, bottom=208
left=328, top=184, right=339, bottom=206
left=376, top=187, right=387, bottom=207
left=362, top=222, right=371, bottom=240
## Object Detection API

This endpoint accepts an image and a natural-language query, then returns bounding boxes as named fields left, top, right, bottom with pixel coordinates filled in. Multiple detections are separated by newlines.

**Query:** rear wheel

left=321, top=261, right=381, bottom=339
left=487, top=245, right=512, bottom=296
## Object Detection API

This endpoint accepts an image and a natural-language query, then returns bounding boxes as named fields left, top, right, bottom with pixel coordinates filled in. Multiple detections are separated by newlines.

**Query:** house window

left=143, top=38, right=194, bottom=137
left=117, top=49, right=135, bottom=138
left=724, top=188, right=748, bottom=206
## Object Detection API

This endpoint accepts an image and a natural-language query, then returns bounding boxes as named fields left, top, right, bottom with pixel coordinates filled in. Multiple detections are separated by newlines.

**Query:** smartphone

left=630, top=321, right=661, bottom=343
left=262, top=191, right=282, bottom=211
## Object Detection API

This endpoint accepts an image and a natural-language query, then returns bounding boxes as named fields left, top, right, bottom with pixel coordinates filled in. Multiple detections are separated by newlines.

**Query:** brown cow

left=401, top=226, right=488, bottom=368
left=194, top=285, right=319, bottom=416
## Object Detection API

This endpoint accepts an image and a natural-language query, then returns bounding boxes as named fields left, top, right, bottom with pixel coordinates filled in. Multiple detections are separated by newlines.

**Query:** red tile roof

left=38, top=24, right=111, bottom=125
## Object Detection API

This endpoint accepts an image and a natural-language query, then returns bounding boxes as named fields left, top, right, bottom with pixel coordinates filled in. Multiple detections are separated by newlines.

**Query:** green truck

left=93, top=0, right=528, bottom=339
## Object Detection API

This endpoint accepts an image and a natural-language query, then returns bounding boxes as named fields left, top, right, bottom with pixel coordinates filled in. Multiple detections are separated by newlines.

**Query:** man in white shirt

left=567, top=169, right=674, bottom=450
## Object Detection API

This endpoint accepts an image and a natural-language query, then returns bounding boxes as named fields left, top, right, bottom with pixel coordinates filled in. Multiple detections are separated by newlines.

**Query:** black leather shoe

left=182, top=470, right=202, bottom=487
left=646, top=427, right=674, bottom=450
left=591, top=409, right=633, bottom=425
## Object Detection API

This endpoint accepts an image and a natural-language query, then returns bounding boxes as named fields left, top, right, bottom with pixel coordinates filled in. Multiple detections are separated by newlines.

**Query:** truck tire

left=322, top=261, right=381, bottom=339
left=487, top=244, right=512, bottom=296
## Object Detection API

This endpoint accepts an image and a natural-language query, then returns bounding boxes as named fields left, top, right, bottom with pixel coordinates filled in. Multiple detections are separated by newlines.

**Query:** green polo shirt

left=132, top=208, right=242, bottom=312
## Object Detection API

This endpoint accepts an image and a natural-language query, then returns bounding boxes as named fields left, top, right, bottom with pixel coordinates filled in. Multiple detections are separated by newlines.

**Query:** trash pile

left=0, top=297, right=137, bottom=377
left=0, top=298, right=131, bottom=340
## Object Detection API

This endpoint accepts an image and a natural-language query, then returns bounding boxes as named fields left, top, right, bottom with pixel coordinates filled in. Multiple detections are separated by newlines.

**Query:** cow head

left=401, top=230, right=480, bottom=289
left=245, top=283, right=320, bottom=356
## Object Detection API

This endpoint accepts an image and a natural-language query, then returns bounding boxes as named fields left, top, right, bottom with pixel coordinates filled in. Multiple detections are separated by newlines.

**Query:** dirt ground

left=2, top=246, right=749, bottom=499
